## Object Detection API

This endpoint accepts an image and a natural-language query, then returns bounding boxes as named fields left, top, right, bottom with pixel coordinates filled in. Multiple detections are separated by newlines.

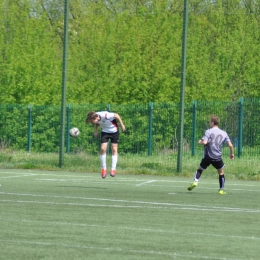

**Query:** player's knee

left=100, top=148, right=106, bottom=154
left=111, top=144, right=118, bottom=152
left=218, top=169, right=224, bottom=175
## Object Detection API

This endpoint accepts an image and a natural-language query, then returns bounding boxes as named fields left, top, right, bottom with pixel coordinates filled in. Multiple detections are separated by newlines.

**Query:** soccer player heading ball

left=187, top=115, right=234, bottom=195
left=86, top=111, right=126, bottom=178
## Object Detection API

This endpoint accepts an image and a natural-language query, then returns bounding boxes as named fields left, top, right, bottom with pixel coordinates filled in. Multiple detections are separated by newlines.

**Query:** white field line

left=1, top=199, right=260, bottom=213
left=1, top=218, right=259, bottom=242
left=135, top=180, right=157, bottom=186
left=0, top=171, right=26, bottom=174
left=1, top=170, right=260, bottom=186
left=33, top=178, right=260, bottom=187
left=1, top=192, right=260, bottom=213
left=33, top=177, right=260, bottom=186
left=0, top=174, right=39, bottom=179
left=1, top=200, right=143, bottom=208
left=35, top=178, right=178, bottom=185
left=31, top=178, right=260, bottom=194
left=33, top=178, right=260, bottom=191
left=0, top=239, right=246, bottom=260
left=1, top=170, right=260, bottom=189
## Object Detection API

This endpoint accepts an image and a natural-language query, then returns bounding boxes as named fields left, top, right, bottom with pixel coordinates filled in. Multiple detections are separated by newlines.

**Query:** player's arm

left=94, top=123, right=99, bottom=138
left=228, top=141, right=234, bottom=159
left=198, top=139, right=207, bottom=145
left=114, top=113, right=126, bottom=132
left=198, top=131, right=209, bottom=145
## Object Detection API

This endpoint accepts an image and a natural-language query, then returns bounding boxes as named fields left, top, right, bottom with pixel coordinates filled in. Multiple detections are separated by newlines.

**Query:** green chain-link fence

left=0, top=99, right=259, bottom=157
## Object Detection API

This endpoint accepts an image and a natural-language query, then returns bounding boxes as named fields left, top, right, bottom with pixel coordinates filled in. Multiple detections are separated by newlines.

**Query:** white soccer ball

left=69, top=127, right=80, bottom=138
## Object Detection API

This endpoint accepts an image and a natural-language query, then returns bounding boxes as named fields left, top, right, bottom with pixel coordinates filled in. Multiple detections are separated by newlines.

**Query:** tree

left=1, top=0, right=260, bottom=105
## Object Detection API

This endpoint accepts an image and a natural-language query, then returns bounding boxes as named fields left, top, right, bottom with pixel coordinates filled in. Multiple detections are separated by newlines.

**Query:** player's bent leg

left=194, top=168, right=203, bottom=181
left=187, top=167, right=204, bottom=191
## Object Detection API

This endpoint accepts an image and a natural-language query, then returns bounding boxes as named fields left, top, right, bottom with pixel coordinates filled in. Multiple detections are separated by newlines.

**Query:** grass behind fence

left=0, top=150, right=260, bottom=181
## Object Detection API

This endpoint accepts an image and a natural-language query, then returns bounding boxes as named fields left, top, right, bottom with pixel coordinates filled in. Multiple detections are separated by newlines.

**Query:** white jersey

left=202, top=127, right=231, bottom=159
left=96, top=111, right=118, bottom=133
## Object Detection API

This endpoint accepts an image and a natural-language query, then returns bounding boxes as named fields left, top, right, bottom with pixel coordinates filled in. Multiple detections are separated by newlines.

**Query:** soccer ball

left=69, top=127, right=80, bottom=138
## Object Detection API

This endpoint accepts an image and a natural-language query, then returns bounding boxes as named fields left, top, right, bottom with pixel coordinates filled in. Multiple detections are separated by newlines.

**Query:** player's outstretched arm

left=114, top=113, right=126, bottom=132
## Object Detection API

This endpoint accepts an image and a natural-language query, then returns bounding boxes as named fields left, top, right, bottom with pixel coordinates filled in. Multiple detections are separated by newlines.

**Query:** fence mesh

left=0, top=99, right=259, bottom=159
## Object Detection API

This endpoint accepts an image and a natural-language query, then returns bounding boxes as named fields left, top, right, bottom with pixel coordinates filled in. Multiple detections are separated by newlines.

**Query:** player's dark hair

left=86, top=111, right=98, bottom=123
left=210, top=115, right=220, bottom=125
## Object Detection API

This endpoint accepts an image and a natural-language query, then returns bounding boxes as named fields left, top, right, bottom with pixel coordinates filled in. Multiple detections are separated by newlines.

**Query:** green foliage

left=0, top=152, right=12, bottom=162
left=0, top=0, right=62, bottom=104
left=0, top=105, right=28, bottom=150
left=0, top=137, right=10, bottom=151
left=1, top=0, right=260, bottom=104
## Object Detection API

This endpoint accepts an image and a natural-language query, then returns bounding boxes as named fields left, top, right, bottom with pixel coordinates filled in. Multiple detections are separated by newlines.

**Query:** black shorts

left=101, top=131, right=119, bottom=144
left=200, top=155, right=225, bottom=170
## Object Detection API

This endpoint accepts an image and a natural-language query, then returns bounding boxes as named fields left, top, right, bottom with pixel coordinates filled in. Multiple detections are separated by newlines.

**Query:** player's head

left=210, top=115, right=220, bottom=126
left=86, top=111, right=100, bottom=124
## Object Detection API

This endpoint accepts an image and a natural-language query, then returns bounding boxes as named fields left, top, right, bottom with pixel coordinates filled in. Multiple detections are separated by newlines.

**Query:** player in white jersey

left=86, top=111, right=126, bottom=178
left=187, top=115, right=234, bottom=194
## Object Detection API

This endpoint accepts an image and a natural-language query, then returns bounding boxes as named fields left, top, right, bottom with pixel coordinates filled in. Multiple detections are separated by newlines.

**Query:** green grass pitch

left=0, top=169, right=260, bottom=260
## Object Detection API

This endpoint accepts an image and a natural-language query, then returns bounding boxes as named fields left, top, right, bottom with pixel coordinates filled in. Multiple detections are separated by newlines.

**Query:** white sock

left=111, top=155, right=118, bottom=170
left=100, top=154, right=106, bottom=169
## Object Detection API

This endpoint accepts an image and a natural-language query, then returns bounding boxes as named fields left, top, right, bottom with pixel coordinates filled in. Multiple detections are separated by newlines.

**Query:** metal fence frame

left=0, top=99, right=259, bottom=157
